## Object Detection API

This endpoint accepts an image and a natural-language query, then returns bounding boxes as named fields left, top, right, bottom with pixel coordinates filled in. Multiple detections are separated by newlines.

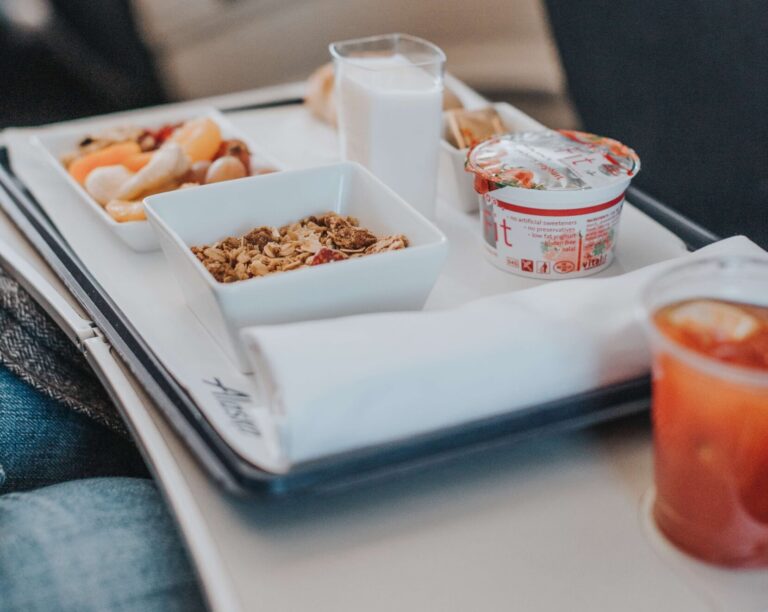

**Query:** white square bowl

left=144, top=162, right=448, bottom=372
left=34, top=106, right=281, bottom=252
left=438, top=102, right=547, bottom=213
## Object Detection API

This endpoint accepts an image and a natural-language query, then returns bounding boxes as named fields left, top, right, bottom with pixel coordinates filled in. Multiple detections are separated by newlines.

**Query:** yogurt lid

left=466, top=129, right=640, bottom=191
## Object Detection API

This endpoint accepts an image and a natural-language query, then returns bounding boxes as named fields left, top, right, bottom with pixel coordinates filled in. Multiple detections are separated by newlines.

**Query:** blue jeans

left=0, top=366, right=205, bottom=611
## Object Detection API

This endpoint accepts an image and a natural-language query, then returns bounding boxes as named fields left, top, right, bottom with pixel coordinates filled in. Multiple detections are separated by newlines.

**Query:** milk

left=335, top=54, right=443, bottom=218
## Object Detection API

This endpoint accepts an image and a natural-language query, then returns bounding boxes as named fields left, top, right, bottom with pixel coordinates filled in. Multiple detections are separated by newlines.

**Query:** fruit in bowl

left=62, top=117, right=277, bottom=223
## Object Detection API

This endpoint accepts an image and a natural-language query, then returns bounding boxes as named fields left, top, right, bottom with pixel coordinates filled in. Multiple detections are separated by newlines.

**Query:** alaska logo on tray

left=203, top=377, right=261, bottom=437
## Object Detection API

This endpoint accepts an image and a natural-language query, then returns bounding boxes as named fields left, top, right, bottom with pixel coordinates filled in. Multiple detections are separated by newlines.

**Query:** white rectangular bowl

left=34, top=106, right=281, bottom=252
left=438, top=102, right=547, bottom=213
left=145, top=162, right=448, bottom=372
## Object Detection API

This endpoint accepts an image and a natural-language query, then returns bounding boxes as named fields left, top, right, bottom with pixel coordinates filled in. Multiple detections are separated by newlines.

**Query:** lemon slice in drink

left=668, top=299, right=759, bottom=342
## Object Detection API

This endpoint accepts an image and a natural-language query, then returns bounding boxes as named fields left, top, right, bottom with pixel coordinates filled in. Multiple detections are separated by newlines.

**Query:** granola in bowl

left=191, top=212, right=409, bottom=283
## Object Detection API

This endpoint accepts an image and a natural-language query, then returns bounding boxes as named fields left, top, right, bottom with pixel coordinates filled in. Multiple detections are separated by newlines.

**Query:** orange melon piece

left=170, top=117, right=221, bottom=163
left=122, top=151, right=154, bottom=172
left=68, top=142, right=141, bottom=184
left=105, top=199, right=146, bottom=222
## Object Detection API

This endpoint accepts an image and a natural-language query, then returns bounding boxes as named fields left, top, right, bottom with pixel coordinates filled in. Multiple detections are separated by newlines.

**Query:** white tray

left=2, top=85, right=758, bottom=612
left=3, top=81, right=688, bottom=478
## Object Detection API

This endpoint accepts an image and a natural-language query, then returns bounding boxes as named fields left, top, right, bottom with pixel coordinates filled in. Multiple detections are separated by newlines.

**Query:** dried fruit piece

left=310, top=247, right=348, bottom=266
left=150, top=123, right=181, bottom=147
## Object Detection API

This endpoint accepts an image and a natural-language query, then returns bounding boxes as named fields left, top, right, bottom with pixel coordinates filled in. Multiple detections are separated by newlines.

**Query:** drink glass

left=643, top=257, right=768, bottom=567
left=329, top=33, right=445, bottom=219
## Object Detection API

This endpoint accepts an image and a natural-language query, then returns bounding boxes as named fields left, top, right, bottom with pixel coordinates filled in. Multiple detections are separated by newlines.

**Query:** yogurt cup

left=466, top=129, right=640, bottom=279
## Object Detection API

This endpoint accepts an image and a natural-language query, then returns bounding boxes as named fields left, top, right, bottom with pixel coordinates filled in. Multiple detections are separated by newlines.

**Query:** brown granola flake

left=191, top=212, right=408, bottom=283
left=329, top=224, right=378, bottom=250
left=243, top=227, right=275, bottom=251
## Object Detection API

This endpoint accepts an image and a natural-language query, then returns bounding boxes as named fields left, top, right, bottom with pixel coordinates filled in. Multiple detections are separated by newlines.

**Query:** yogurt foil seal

left=466, top=129, right=640, bottom=191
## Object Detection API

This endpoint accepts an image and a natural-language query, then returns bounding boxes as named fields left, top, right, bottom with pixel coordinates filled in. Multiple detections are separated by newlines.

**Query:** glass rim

left=328, top=33, right=447, bottom=69
left=642, top=255, right=768, bottom=310
left=642, top=255, right=768, bottom=387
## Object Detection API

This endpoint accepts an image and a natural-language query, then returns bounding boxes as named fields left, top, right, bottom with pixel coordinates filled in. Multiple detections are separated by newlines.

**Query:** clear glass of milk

left=330, top=33, right=446, bottom=219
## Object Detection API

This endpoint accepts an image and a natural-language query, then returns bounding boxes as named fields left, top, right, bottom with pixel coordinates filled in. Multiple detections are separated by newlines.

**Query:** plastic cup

left=329, top=33, right=445, bottom=219
left=643, top=257, right=768, bottom=567
left=465, top=130, right=640, bottom=279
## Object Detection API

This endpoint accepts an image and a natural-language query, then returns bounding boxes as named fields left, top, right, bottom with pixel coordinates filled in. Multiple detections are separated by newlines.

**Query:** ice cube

left=668, top=299, right=759, bottom=342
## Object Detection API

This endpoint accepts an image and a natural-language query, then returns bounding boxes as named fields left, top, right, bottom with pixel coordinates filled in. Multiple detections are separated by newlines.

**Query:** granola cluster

left=191, top=212, right=409, bottom=283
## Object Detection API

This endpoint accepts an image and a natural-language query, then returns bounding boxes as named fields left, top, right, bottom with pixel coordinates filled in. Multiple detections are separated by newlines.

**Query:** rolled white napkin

left=242, top=236, right=765, bottom=463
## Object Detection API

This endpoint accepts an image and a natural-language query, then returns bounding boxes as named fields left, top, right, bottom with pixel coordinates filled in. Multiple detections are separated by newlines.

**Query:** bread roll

left=305, top=63, right=337, bottom=127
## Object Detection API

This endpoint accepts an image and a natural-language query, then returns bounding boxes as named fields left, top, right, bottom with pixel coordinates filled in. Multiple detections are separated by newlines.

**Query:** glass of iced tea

left=643, top=256, right=768, bottom=567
